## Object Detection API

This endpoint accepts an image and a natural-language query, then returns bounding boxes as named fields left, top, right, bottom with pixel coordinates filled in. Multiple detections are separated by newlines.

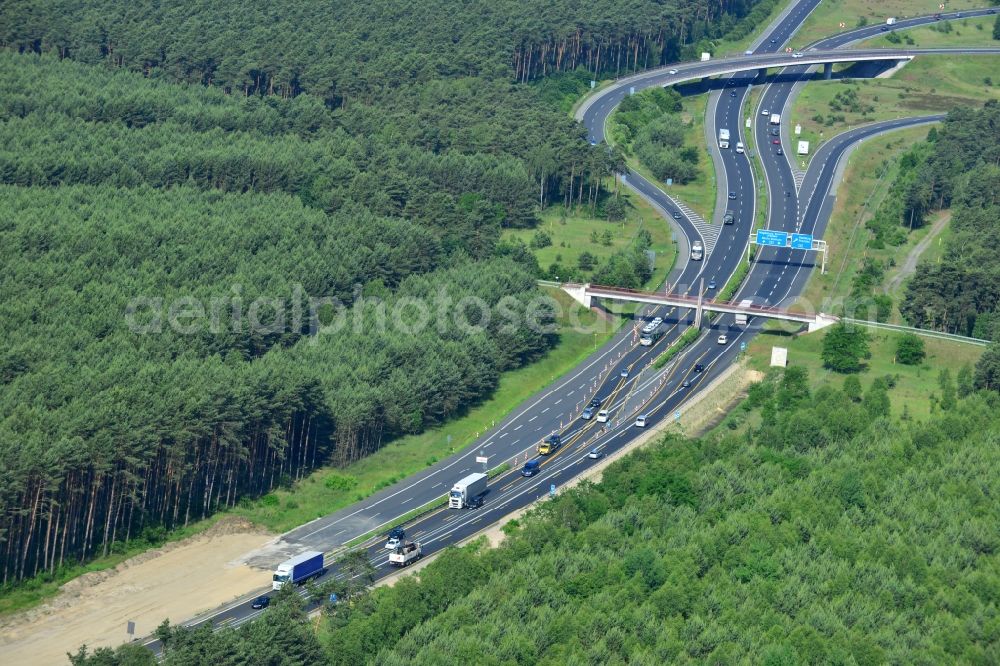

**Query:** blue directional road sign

left=549, top=484, right=556, bottom=497
left=791, top=233, right=813, bottom=249
left=756, top=229, right=788, bottom=247
left=674, top=411, right=681, bottom=421
left=740, top=341, right=747, bottom=351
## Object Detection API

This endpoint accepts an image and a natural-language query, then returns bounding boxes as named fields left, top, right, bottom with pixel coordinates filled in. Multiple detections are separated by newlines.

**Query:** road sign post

left=127, top=620, right=136, bottom=641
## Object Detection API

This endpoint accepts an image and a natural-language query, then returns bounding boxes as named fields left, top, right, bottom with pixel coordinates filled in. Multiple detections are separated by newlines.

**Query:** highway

left=138, top=5, right=999, bottom=652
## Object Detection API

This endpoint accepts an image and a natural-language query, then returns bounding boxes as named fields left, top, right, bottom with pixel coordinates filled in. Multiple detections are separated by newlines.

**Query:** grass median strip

left=342, top=461, right=514, bottom=550
left=653, top=327, right=702, bottom=369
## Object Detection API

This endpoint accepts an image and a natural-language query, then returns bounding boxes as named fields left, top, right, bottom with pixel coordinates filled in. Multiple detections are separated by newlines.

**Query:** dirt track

left=0, top=518, right=274, bottom=666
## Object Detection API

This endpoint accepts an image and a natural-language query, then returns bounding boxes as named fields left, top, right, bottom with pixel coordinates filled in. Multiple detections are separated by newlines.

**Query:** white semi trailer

left=448, top=472, right=487, bottom=509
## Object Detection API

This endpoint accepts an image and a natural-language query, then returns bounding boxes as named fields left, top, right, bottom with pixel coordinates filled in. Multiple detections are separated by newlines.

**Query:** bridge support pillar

left=693, top=278, right=705, bottom=329
left=808, top=313, right=839, bottom=333
left=758, top=67, right=768, bottom=79
left=823, top=62, right=833, bottom=80
left=562, top=283, right=592, bottom=309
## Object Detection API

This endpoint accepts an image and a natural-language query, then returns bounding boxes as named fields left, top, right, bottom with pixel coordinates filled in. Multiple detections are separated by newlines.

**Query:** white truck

left=770, top=113, right=781, bottom=125
left=735, top=299, right=754, bottom=326
left=388, top=542, right=422, bottom=567
left=886, top=17, right=897, bottom=25
left=718, top=128, right=730, bottom=149
left=272, top=551, right=325, bottom=590
left=449, top=472, right=487, bottom=509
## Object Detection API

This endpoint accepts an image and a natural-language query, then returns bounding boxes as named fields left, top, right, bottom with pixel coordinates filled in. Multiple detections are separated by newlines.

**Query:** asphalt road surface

left=138, top=5, right=999, bottom=652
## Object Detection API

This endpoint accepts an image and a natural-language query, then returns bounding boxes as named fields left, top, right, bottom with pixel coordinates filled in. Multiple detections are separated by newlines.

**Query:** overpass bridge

left=576, top=47, right=1000, bottom=126
left=561, top=282, right=838, bottom=332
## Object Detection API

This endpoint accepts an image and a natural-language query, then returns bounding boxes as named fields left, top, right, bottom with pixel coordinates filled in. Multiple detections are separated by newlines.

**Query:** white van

left=735, top=141, right=745, bottom=154
left=690, top=240, right=704, bottom=261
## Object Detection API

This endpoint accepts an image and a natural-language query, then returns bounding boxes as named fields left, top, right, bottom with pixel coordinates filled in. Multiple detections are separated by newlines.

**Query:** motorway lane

left=138, top=13, right=1000, bottom=650
left=245, top=192, right=716, bottom=567
left=577, top=46, right=1000, bottom=140
left=151, top=111, right=939, bottom=645
left=737, top=8, right=996, bottom=315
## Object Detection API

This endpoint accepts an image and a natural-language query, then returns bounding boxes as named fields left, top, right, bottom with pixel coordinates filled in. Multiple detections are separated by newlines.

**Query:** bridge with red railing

left=559, top=282, right=838, bottom=331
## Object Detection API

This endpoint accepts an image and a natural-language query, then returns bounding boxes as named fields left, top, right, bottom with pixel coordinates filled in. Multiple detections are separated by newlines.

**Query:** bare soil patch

left=0, top=517, right=274, bottom=665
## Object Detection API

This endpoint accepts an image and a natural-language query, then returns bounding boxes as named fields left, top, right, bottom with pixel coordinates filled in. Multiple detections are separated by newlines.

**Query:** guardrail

left=843, top=318, right=991, bottom=346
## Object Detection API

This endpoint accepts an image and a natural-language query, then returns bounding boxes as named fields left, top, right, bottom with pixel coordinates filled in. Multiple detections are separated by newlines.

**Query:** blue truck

left=272, top=551, right=325, bottom=590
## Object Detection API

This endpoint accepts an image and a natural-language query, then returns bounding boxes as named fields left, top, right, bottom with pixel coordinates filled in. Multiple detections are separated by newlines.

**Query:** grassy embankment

left=792, top=0, right=991, bottom=47
left=746, top=326, right=983, bottom=420
left=793, top=124, right=943, bottom=321
left=504, top=190, right=677, bottom=290
left=605, top=92, right=716, bottom=223
left=789, top=55, right=1000, bottom=165
left=863, top=14, right=999, bottom=48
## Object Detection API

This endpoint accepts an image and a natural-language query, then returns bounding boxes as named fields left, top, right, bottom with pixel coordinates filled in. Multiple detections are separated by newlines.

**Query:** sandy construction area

left=0, top=518, right=274, bottom=666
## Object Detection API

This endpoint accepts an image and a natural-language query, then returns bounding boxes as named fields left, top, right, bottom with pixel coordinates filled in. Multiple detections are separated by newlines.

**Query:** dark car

left=251, top=595, right=271, bottom=610
left=880, top=26, right=889, bottom=32
left=588, top=398, right=602, bottom=409
left=581, top=407, right=594, bottom=420
left=672, top=211, right=682, bottom=219
left=728, top=191, right=737, bottom=200
left=694, top=364, right=705, bottom=373
left=723, top=211, right=735, bottom=225
left=769, top=127, right=779, bottom=136
left=776, top=147, right=783, bottom=155
left=770, top=38, right=777, bottom=44
left=708, top=280, right=717, bottom=289
left=729, top=90, right=737, bottom=97
left=521, top=459, right=541, bottom=477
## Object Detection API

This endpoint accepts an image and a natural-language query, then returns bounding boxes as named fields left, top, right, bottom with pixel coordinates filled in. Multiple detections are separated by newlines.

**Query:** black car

left=251, top=595, right=270, bottom=610
left=672, top=211, right=682, bottom=219
left=729, top=90, right=736, bottom=97
left=694, top=364, right=705, bottom=373
left=588, top=398, right=602, bottom=409
left=728, top=191, right=737, bottom=200
left=769, top=127, right=779, bottom=136
left=388, top=526, right=405, bottom=540
left=723, top=212, right=735, bottom=225
left=777, top=147, right=783, bottom=155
